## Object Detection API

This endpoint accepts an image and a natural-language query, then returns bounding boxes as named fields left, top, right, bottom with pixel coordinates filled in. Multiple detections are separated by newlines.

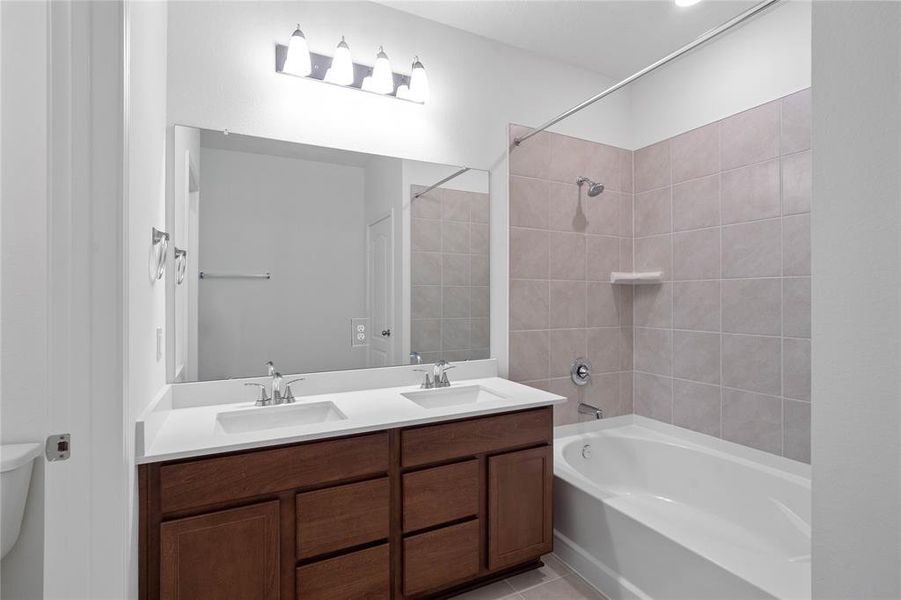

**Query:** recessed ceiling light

left=675, top=0, right=703, bottom=7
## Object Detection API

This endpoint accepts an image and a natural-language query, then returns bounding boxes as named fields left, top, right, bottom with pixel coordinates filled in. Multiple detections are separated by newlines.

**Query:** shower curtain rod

left=413, top=166, right=472, bottom=199
left=513, top=0, right=782, bottom=146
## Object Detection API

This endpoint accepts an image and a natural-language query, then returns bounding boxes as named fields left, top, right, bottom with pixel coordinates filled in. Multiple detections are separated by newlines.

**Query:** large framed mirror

left=167, top=126, right=490, bottom=382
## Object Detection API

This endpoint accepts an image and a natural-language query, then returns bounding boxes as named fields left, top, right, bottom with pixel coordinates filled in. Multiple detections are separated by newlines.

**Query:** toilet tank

left=1, top=443, right=41, bottom=559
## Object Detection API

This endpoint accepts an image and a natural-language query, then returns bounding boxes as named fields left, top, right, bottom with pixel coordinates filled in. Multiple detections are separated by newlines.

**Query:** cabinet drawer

left=401, top=408, right=552, bottom=468
left=159, top=433, right=388, bottom=513
left=296, top=478, right=389, bottom=559
left=296, top=544, right=389, bottom=600
left=403, top=460, right=479, bottom=532
left=403, top=520, right=480, bottom=596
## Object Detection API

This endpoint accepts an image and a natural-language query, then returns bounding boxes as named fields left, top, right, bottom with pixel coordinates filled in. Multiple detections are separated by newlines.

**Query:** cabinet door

left=487, top=446, right=553, bottom=570
left=160, top=501, right=280, bottom=600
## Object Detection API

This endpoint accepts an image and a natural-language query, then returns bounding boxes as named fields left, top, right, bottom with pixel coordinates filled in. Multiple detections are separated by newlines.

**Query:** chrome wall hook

left=151, top=227, right=169, bottom=281
left=174, top=248, right=187, bottom=285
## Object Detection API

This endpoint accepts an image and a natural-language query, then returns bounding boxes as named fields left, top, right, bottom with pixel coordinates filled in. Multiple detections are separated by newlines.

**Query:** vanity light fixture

left=324, top=36, right=354, bottom=86
left=363, top=46, right=395, bottom=95
left=408, top=56, right=430, bottom=103
left=282, top=25, right=312, bottom=77
left=275, top=28, right=428, bottom=103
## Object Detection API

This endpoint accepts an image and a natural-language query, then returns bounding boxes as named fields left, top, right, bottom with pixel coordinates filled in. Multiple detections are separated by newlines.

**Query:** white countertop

left=137, top=376, right=565, bottom=464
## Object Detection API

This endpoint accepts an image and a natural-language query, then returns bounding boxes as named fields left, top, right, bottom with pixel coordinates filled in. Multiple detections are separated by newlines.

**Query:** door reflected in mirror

left=168, top=126, right=489, bottom=382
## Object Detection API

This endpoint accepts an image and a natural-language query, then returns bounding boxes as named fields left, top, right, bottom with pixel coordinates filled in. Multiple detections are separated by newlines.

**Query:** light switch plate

left=351, top=317, right=369, bottom=347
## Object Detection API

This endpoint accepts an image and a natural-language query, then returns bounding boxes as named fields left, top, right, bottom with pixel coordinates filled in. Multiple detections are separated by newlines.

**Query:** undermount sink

left=402, top=385, right=511, bottom=409
left=216, top=401, right=347, bottom=434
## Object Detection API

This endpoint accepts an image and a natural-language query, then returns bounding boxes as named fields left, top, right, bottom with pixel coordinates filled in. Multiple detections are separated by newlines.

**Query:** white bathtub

left=553, top=415, right=811, bottom=600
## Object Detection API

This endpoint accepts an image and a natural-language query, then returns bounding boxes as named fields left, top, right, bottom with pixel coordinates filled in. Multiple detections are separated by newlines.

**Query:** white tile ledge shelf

left=610, top=271, right=664, bottom=285
left=135, top=361, right=565, bottom=464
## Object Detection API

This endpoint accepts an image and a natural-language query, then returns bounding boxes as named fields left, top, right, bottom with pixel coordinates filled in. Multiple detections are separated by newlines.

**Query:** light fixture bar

left=275, top=44, right=423, bottom=103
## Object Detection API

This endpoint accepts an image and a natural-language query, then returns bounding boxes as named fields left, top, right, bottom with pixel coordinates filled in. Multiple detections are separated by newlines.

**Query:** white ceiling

left=377, top=0, right=759, bottom=80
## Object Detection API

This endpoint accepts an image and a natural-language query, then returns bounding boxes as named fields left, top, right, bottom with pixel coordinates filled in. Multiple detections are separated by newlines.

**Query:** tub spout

left=578, top=402, right=603, bottom=419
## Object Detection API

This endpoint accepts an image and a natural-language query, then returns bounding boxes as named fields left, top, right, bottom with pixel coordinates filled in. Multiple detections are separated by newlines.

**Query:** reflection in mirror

left=168, top=126, right=489, bottom=382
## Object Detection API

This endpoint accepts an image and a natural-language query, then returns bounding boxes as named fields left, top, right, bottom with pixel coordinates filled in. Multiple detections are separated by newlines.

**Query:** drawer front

left=296, top=544, right=389, bottom=600
left=403, top=520, right=480, bottom=596
left=403, top=460, right=479, bottom=533
left=159, top=433, right=388, bottom=514
left=401, top=408, right=552, bottom=468
left=296, top=478, right=390, bottom=559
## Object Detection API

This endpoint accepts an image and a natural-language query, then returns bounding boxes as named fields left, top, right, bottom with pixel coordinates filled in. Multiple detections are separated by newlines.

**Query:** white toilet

left=1, top=443, right=42, bottom=559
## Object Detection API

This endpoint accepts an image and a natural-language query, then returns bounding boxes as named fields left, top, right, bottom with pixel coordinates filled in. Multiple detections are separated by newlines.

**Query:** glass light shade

left=324, top=36, right=354, bottom=86
left=369, top=46, right=395, bottom=95
left=674, top=0, right=702, bottom=6
left=408, top=56, right=429, bottom=103
left=395, top=84, right=411, bottom=100
left=283, top=25, right=311, bottom=76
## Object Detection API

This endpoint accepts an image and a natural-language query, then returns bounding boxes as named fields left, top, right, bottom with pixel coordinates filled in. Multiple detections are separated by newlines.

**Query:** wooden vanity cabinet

left=139, top=406, right=553, bottom=600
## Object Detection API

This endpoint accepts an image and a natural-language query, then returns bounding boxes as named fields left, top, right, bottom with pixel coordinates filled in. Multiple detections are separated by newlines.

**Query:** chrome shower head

left=576, top=176, right=605, bottom=197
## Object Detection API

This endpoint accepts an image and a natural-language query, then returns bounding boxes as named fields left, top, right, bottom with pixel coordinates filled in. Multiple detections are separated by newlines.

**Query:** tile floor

left=450, top=554, right=608, bottom=600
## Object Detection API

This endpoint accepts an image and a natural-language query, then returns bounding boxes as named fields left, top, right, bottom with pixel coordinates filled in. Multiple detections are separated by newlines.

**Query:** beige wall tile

left=411, top=188, right=441, bottom=219
left=584, top=191, right=621, bottom=236
left=412, top=218, right=441, bottom=252
left=471, top=222, right=490, bottom=255
left=634, top=372, right=673, bottom=422
left=722, top=278, right=782, bottom=335
left=783, top=213, right=811, bottom=276
left=722, top=388, right=782, bottom=454
left=412, top=319, right=441, bottom=352
left=509, top=330, right=549, bottom=382
left=634, top=327, right=672, bottom=376
left=547, top=181, right=586, bottom=233
left=510, top=279, right=548, bottom=331
left=720, top=101, right=780, bottom=170
left=549, top=329, right=587, bottom=378
left=634, top=187, right=672, bottom=237
left=510, top=227, right=548, bottom=279
left=549, top=281, right=587, bottom=329
left=673, top=175, right=720, bottom=231
left=441, top=189, right=471, bottom=222
left=441, top=220, right=470, bottom=253
left=722, top=219, right=781, bottom=278
left=783, top=337, right=811, bottom=401
left=634, top=140, right=671, bottom=193
left=722, top=334, right=781, bottom=395
left=587, top=282, right=620, bottom=327
left=671, top=122, right=720, bottom=183
left=635, top=235, right=673, bottom=279
left=471, top=319, right=490, bottom=349
left=587, top=327, right=622, bottom=374
left=781, top=88, right=812, bottom=155
left=782, top=151, right=812, bottom=215
left=633, top=283, right=672, bottom=328
left=783, top=277, right=811, bottom=338
left=442, top=286, right=471, bottom=318
left=471, top=286, right=490, bottom=318
left=510, top=175, right=549, bottom=229
left=673, top=228, right=720, bottom=280
left=585, top=235, right=620, bottom=281
left=783, top=399, right=811, bottom=462
left=442, top=253, right=470, bottom=286
left=721, top=159, right=781, bottom=224
left=412, top=251, right=442, bottom=285
left=673, top=281, right=720, bottom=332
left=412, top=286, right=441, bottom=319
left=471, top=254, right=489, bottom=286
left=442, top=318, right=471, bottom=350
left=549, top=232, right=586, bottom=280
left=673, top=331, right=721, bottom=385
left=673, top=380, right=722, bottom=437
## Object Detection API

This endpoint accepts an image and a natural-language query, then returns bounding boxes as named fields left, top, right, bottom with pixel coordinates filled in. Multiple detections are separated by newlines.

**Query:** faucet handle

left=244, top=383, right=270, bottom=407
left=413, top=369, right=433, bottom=389
left=284, top=378, right=304, bottom=403
left=265, top=361, right=276, bottom=376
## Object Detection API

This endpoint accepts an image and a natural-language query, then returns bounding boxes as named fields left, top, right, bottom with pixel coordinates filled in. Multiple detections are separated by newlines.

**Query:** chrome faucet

left=245, top=361, right=302, bottom=406
left=578, top=402, right=603, bottom=420
left=432, top=360, right=455, bottom=388
left=410, top=351, right=423, bottom=365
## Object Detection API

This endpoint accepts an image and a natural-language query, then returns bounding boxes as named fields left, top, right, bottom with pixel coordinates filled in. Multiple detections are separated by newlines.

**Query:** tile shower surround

left=508, top=123, right=635, bottom=427
left=411, top=185, right=490, bottom=363
left=509, top=88, right=811, bottom=462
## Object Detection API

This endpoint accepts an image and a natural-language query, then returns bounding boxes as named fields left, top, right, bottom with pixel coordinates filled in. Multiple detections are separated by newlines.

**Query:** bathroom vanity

left=137, top=370, right=563, bottom=599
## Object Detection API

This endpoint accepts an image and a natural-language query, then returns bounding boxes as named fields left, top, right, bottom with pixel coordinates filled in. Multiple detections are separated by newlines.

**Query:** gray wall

left=811, top=2, right=901, bottom=596
left=198, top=147, right=368, bottom=379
